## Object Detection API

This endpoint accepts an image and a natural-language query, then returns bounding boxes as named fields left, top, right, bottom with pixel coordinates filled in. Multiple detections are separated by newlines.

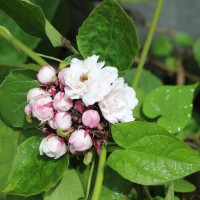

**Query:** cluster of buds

left=25, top=55, right=138, bottom=160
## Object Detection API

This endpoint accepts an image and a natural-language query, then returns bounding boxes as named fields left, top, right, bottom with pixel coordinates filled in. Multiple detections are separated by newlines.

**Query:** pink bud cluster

left=25, top=65, right=109, bottom=159
left=25, top=55, right=138, bottom=160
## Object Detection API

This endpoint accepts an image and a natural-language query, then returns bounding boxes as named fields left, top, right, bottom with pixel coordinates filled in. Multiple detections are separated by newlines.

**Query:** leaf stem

left=133, top=0, right=164, bottom=89
left=85, top=154, right=96, bottom=200
left=91, top=145, right=107, bottom=200
left=36, top=53, right=62, bottom=63
left=143, top=186, right=153, bottom=200
left=61, top=37, right=79, bottom=54
left=0, top=28, right=47, bottom=66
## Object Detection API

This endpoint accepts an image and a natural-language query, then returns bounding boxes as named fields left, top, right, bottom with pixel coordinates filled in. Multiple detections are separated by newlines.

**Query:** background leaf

left=0, top=0, right=63, bottom=47
left=44, top=168, right=84, bottom=200
left=193, top=38, right=200, bottom=66
left=108, top=121, right=200, bottom=185
left=152, top=36, right=173, bottom=57
left=122, top=68, right=163, bottom=93
left=77, top=0, right=140, bottom=71
left=5, top=136, right=69, bottom=196
left=174, top=178, right=196, bottom=193
left=173, top=32, right=193, bottom=46
left=143, top=84, right=198, bottom=133
left=0, top=69, right=39, bottom=128
left=100, top=166, right=131, bottom=200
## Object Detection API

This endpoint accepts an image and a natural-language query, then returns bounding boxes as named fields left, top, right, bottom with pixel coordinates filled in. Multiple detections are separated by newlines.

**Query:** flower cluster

left=25, top=55, right=138, bottom=159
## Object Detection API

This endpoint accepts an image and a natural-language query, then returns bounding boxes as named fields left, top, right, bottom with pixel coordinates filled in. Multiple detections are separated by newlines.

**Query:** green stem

left=91, top=145, right=107, bottom=200
left=85, top=154, right=96, bottom=200
left=61, top=37, right=79, bottom=54
left=36, top=53, right=62, bottom=63
left=0, top=28, right=47, bottom=66
left=143, top=186, right=153, bottom=200
left=133, top=0, right=164, bottom=89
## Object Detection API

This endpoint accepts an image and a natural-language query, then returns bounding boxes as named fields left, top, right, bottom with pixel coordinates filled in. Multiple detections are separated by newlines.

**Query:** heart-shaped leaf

left=5, top=136, right=69, bottom=196
left=77, top=0, right=140, bottom=71
left=143, top=84, right=199, bottom=133
left=108, top=121, right=200, bottom=185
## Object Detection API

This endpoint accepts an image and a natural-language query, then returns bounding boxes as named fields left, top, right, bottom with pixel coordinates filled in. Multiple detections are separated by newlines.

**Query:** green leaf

left=143, top=84, right=198, bottom=133
left=152, top=36, right=173, bottom=57
left=107, top=121, right=200, bottom=185
left=77, top=0, right=140, bottom=71
left=0, top=120, right=20, bottom=192
left=0, top=1, right=60, bottom=65
left=165, top=56, right=178, bottom=71
left=0, top=69, right=39, bottom=128
left=5, top=136, right=69, bottom=196
left=173, top=32, right=193, bottom=46
left=0, top=0, right=63, bottom=47
left=193, top=38, right=200, bottom=66
left=100, top=166, right=131, bottom=200
left=44, top=168, right=84, bottom=200
left=165, top=182, right=174, bottom=200
left=174, top=178, right=196, bottom=193
left=122, top=69, right=163, bottom=93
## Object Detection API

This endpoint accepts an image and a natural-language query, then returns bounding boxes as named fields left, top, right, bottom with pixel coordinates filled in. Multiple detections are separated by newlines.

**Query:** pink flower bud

left=27, top=88, right=50, bottom=103
left=53, top=92, right=73, bottom=112
left=24, top=104, right=32, bottom=115
left=37, top=65, right=56, bottom=84
left=32, top=96, right=54, bottom=123
left=82, top=110, right=100, bottom=128
left=74, top=100, right=86, bottom=113
left=49, top=112, right=72, bottom=131
left=58, top=68, right=68, bottom=85
left=39, top=135, right=67, bottom=159
left=69, top=129, right=92, bottom=153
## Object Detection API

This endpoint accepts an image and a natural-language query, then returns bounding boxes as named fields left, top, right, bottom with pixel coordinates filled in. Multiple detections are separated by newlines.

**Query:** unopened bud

left=53, top=92, right=73, bottom=112
left=69, top=129, right=92, bottom=153
left=82, top=110, right=100, bottom=128
left=37, top=65, right=56, bottom=84
left=39, top=135, right=67, bottom=159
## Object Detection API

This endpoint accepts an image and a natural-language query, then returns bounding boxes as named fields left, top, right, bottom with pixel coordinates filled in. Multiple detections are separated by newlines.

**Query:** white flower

left=99, top=78, right=138, bottom=124
left=68, top=129, right=93, bottom=153
left=39, top=135, right=67, bottom=159
left=64, top=55, right=118, bottom=106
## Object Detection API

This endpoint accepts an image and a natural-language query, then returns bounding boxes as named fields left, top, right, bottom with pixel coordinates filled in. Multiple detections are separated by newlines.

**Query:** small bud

left=39, top=135, right=67, bottom=159
left=74, top=100, right=86, bottom=114
left=58, top=68, right=68, bottom=85
left=69, top=129, right=93, bottom=153
left=53, top=92, right=73, bottom=112
left=24, top=104, right=32, bottom=115
left=37, top=65, right=56, bottom=84
left=27, top=88, right=50, bottom=103
left=82, top=110, right=100, bottom=128
left=49, top=112, right=72, bottom=131
left=83, top=151, right=93, bottom=165
left=32, top=96, right=54, bottom=123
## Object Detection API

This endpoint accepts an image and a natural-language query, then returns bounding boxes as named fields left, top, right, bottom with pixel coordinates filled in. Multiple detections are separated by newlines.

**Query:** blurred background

left=0, top=0, right=200, bottom=199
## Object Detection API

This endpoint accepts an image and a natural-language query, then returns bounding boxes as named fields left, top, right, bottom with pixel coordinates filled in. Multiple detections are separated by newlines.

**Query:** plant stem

left=85, top=154, right=96, bottom=200
left=91, top=145, right=107, bottom=200
left=143, top=186, right=153, bottom=200
left=0, top=28, right=47, bottom=66
left=133, top=0, right=164, bottom=89
left=61, top=37, right=79, bottom=54
left=36, top=53, right=62, bottom=63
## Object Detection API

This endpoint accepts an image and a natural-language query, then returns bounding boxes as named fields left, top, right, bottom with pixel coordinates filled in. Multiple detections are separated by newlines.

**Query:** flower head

left=39, top=135, right=67, bottom=159
left=99, top=78, right=138, bottom=124
left=37, top=65, right=56, bottom=84
left=82, top=109, right=100, bottom=128
left=69, top=129, right=92, bottom=153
